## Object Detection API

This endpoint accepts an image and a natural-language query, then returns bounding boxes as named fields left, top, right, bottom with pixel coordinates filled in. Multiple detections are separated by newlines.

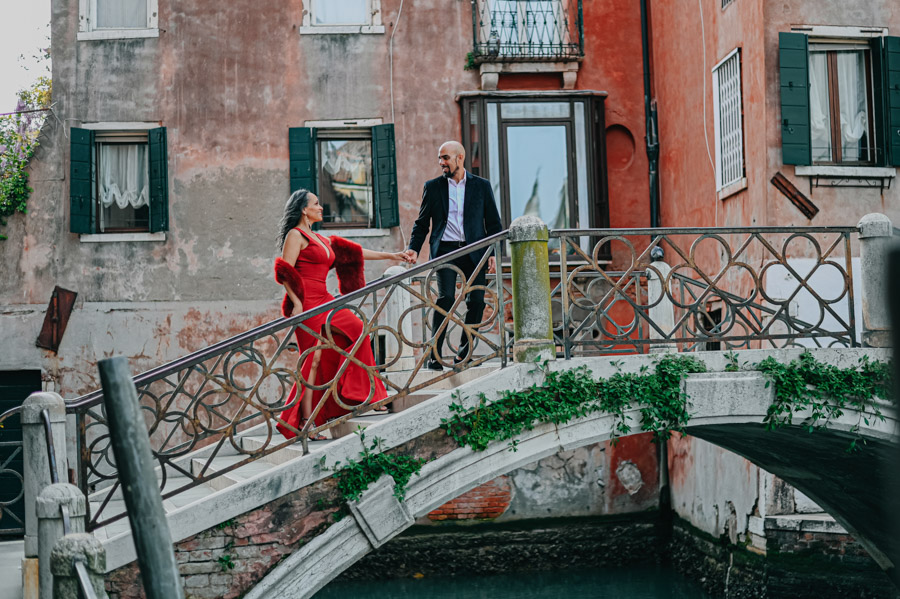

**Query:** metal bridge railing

left=66, top=234, right=509, bottom=532
left=552, top=226, right=858, bottom=356
left=471, top=0, right=584, bottom=62
left=58, top=223, right=862, bottom=533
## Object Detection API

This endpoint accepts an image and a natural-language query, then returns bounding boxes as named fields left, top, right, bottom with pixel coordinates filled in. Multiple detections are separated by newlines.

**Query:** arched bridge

left=9, top=216, right=893, bottom=598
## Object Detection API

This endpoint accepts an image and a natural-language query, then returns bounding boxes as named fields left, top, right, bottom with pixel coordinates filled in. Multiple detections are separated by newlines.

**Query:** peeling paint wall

left=0, top=0, right=651, bottom=399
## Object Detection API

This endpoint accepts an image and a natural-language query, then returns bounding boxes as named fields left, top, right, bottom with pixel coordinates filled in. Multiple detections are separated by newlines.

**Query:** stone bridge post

left=508, top=215, right=555, bottom=363
left=50, top=533, right=109, bottom=599
left=858, top=213, right=893, bottom=348
left=22, top=392, right=68, bottom=598
left=37, top=484, right=85, bottom=599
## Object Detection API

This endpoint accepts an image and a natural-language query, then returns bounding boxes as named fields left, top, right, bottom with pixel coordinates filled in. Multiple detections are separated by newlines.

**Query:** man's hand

left=488, top=256, right=496, bottom=274
left=403, top=249, right=418, bottom=263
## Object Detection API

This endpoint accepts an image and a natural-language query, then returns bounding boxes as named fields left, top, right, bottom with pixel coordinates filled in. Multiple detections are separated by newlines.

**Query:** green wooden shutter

left=289, top=128, right=317, bottom=193
left=882, top=36, right=900, bottom=166
left=69, top=128, right=94, bottom=234
left=372, top=124, right=399, bottom=228
left=148, top=127, right=169, bottom=232
left=779, top=32, right=811, bottom=165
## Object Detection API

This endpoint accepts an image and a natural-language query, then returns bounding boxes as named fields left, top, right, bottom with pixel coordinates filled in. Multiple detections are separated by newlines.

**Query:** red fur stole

left=329, top=236, right=366, bottom=295
left=274, top=257, right=305, bottom=317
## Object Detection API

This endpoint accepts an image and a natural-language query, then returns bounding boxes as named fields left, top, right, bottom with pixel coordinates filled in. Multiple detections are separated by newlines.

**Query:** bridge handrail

left=66, top=223, right=861, bottom=532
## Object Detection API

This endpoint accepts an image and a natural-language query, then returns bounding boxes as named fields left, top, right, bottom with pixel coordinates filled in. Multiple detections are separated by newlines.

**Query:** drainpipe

left=640, top=0, right=660, bottom=229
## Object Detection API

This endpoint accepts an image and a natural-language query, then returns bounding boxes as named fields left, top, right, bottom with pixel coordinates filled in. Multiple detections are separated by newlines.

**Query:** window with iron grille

left=722, top=0, right=735, bottom=9
left=713, top=49, right=745, bottom=191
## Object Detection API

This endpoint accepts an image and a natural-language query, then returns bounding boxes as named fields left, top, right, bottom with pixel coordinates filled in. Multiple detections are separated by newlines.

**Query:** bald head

left=438, top=141, right=466, bottom=181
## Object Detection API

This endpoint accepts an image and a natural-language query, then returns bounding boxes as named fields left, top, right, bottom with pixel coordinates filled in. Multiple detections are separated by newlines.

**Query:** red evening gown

left=275, top=228, right=387, bottom=438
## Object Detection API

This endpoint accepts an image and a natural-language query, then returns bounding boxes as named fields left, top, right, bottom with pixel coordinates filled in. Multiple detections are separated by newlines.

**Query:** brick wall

left=427, top=476, right=513, bottom=521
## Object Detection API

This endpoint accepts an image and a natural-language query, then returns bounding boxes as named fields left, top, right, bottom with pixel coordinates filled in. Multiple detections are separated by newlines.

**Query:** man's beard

left=442, top=166, right=455, bottom=178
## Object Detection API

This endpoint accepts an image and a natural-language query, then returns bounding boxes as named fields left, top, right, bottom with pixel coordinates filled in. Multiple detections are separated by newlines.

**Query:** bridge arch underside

left=248, top=388, right=898, bottom=599
left=688, top=423, right=900, bottom=577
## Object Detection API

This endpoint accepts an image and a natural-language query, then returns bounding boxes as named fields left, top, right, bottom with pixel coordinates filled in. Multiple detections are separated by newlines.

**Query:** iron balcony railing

left=471, top=0, right=584, bottom=62
left=61, top=224, right=859, bottom=532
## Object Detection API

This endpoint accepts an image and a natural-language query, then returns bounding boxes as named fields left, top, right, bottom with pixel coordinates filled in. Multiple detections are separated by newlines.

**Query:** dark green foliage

left=327, top=429, right=428, bottom=503
left=757, top=352, right=891, bottom=452
left=443, top=354, right=707, bottom=451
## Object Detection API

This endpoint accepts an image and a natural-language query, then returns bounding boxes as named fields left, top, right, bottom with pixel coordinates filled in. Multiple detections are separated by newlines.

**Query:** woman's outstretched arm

left=360, top=247, right=412, bottom=262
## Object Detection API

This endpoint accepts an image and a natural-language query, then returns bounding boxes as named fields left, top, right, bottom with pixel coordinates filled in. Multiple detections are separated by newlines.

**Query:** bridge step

left=330, top=412, right=393, bottom=439
left=190, top=455, right=281, bottom=492
left=389, top=391, right=439, bottom=413
left=240, top=435, right=331, bottom=466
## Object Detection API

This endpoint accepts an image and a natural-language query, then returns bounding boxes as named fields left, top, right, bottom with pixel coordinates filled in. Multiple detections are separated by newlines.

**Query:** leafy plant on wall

left=0, top=44, right=51, bottom=240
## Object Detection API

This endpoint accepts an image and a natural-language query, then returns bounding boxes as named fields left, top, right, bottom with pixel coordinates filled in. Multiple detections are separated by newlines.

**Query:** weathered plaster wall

left=763, top=0, right=900, bottom=228
left=0, top=0, right=652, bottom=399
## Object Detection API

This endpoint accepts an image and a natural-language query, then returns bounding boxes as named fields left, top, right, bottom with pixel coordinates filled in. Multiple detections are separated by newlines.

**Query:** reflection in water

left=315, top=566, right=711, bottom=598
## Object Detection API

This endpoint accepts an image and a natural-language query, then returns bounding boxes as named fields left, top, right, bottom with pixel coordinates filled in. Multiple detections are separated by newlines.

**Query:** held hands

left=401, top=249, right=418, bottom=264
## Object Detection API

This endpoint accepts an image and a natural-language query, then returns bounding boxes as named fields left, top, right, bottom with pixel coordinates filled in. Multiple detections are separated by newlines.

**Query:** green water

left=315, top=566, right=712, bottom=598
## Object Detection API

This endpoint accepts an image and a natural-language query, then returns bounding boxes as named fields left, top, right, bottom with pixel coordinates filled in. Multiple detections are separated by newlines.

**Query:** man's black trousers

left=431, top=240, right=487, bottom=359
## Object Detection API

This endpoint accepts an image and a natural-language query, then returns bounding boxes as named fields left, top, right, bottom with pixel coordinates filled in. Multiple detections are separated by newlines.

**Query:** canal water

left=315, top=565, right=712, bottom=598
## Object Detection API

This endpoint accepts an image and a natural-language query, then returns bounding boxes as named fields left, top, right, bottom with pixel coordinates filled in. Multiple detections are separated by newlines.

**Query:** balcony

left=471, top=0, right=584, bottom=90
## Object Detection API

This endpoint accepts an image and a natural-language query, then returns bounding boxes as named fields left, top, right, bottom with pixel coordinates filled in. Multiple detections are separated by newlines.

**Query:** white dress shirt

left=442, top=172, right=466, bottom=242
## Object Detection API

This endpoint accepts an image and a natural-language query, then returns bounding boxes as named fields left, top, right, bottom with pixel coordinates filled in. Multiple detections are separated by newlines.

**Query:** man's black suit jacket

left=408, top=171, right=502, bottom=265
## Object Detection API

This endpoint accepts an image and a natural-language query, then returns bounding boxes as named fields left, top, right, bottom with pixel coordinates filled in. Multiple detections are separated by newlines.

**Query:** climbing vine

left=0, top=45, right=51, bottom=240
left=324, top=429, right=428, bottom=503
left=442, top=351, right=891, bottom=455
left=757, top=352, right=891, bottom=452
left=442, top=354, right=708, bottom=452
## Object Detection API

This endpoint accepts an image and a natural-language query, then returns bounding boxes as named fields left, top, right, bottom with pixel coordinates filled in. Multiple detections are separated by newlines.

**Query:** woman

left=274, top=189, right=410, bottom=440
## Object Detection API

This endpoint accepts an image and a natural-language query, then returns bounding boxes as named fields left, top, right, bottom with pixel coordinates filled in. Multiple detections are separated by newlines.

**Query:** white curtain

left=99, top=145, right=149, bottom=210
left=836, top=51, right=868, bottom=161
left=314, top=0, right=367, bottom=25
left=808, top=52, right=832, bottom=162
left=96, top=0, right=147, bottom=28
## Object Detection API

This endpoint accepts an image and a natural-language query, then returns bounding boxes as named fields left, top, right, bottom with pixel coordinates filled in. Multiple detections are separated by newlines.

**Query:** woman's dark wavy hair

left=277, top=189, right=311, bottom=250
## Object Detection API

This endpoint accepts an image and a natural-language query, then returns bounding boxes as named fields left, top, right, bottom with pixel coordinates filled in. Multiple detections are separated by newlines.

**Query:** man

left=404, top=141, right=502, bottom=371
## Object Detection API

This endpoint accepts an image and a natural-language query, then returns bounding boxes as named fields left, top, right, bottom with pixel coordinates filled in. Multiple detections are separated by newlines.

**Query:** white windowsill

left=320, top=228, right=392, bottom=238
left=80, top=232, right=166, bottom=243
left=77, top=28, right=159, bottom=41
left=299, top=25, right=385, bottom=35
left=717, top=177, right=748, bottom=201
left=795, top=165, right=896, bottom=178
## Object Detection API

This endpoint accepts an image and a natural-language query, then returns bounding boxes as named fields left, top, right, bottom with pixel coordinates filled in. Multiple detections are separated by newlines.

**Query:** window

left=70, top=126, right=169, bottom=235
left=300, top=0, right=384, bottom=34
left=779, top=31, right=900, bottom=168
left=460, top=95, right=608, bottom=237
left=289, top=123, right=398, bottom=229
left=474, top=0, right=581, bottom=61
left=721, top=0, right=735, bottom=8
left=78, top=0, right=159, bottom=40
left=712, top=49, right=745, bottom=191
left=809, top=43, right=875, bottom=164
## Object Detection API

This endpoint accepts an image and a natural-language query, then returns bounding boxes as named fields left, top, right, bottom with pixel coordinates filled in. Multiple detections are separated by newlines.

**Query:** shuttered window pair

left=289, top=125, right=399, bottom=229
left=779, top=32, right=900, bottom=167
left=69, top=127, right=168, bottom=234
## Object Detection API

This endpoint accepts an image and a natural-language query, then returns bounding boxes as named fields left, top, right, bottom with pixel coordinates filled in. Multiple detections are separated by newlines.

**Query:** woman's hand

left=290, top=300, right=303, bottom=317
left=393, top=251, right=414, bottom=263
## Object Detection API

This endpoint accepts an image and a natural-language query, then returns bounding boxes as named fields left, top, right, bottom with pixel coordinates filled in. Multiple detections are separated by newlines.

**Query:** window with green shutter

left=372, top=124, right=399, bottom=228
left=69, top=128, right=94, bottom=234
left=779, top=32, right=811, bottom=165
left=779, top=31, right=900, bottom=167
left=68, top=125, right=169, bottom=234
left=290, top=124, right=397, bottom=229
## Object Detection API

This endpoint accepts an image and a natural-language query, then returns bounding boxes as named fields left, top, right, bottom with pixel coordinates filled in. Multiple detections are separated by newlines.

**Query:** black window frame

left=460, top=93, right=609, bottom=240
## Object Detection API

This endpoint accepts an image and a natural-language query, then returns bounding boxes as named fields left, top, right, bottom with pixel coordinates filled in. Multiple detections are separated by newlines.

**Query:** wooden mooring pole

left=98, top=357, right=184, bottom=599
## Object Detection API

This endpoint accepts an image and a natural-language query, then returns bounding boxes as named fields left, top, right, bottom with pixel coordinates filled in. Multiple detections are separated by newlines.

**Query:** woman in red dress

left=274, top=189, right=410, bottom=440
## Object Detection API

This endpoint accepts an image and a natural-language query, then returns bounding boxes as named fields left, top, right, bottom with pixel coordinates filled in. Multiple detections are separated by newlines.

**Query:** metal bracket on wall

left=809, top=175, right=892, bottom=192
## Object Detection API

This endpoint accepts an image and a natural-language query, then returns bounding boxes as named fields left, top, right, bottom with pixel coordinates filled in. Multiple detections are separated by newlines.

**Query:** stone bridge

left=95, top=347, right=895, bottom=599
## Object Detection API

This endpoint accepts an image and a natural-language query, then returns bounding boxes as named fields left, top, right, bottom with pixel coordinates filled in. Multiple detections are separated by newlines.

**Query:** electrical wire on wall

left=389, top=0, right=408, bottom=248
left=697, top=0, right=718, bottom=227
